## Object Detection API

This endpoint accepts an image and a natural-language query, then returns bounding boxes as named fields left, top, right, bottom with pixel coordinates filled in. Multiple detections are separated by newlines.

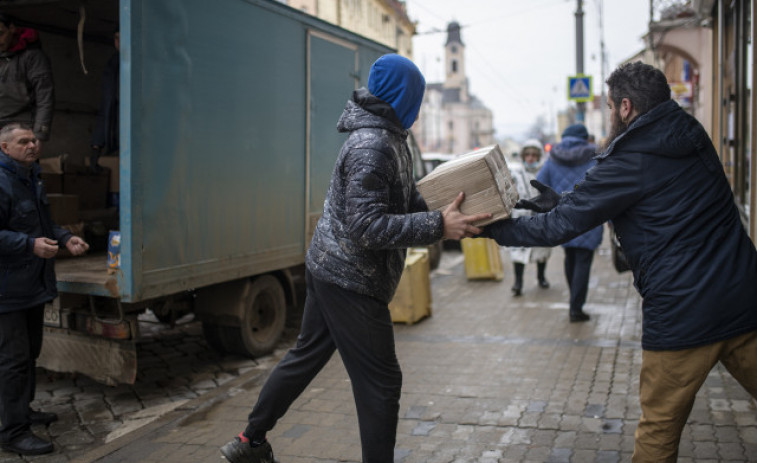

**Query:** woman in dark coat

left=536, top=123, right=602, bottom=321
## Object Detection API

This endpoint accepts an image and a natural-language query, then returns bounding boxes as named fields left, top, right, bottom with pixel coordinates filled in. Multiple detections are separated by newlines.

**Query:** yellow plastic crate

left=461, top=237, right=504, bottom=281
left=389, top=248, right=432, bottom=324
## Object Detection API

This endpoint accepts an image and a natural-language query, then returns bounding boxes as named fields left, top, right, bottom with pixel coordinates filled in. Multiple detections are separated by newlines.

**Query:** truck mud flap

left=38, top=327, right=137, bottom=386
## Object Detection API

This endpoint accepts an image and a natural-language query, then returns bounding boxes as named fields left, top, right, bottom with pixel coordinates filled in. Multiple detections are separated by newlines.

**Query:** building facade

left=282, top=0, right=415, bottom=57
left=414, top=22, right=494, bottom=155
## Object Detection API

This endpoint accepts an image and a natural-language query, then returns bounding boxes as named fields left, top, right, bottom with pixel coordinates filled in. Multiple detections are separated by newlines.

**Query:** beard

left=601, top=108, right=629, bottom=151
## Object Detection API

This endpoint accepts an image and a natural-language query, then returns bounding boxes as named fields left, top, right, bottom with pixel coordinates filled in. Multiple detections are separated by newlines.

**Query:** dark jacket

left=486, top=100, right=757, bottom=350
left=0, top=151, right=71, bottom=312
left=0, top=28, right=54, bottom=141
left=306, top=88, right=444, bottom=303
left=537, top=137, right=602, bottom=250
left=91, top=52, right=119, bottom=153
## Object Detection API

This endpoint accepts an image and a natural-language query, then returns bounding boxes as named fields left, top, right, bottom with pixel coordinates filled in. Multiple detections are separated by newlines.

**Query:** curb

left=70, top=362, right=275, bottom=463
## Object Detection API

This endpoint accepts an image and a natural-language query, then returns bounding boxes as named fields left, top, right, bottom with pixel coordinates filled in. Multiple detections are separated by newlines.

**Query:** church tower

left=443, top=21, right=468, bottom=103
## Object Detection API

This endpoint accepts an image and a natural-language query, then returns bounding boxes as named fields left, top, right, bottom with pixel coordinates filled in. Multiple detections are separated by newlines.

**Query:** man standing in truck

left=0, top=123, right=89, bottom=456
left=0, top=15, right=54, bottom=141
left=221, top=54, right=490, bottom=463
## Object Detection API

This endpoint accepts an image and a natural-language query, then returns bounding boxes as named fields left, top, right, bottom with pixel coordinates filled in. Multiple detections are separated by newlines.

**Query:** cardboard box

left=47, top=194, right=79, bottom=225
left=461, top=237, right=504, bottom=281
left=39, top=155, right=65, bottom=174
left=41, top=173, right=63, bottom=194
left=417, top=144, right=519, bottom=226
left=85, top=155, right=119, bottom=192
left=63, top=169, right=109, bottom=210
left=389, top=248, right=432, bottom=324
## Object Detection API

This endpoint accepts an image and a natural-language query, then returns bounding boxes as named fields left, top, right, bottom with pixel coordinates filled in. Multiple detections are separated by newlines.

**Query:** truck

left=1, top=0, right=393, bottom=385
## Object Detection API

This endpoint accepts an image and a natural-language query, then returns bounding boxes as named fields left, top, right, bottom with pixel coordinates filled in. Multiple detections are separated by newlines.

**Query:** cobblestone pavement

left=2, top=236, right=756, bottom=462
left=0, top=311, right=298, bottom=463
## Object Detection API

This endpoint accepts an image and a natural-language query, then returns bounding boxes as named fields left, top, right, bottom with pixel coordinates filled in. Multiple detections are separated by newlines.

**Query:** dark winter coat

left=306, top=88, right=444, bottom=303
left=0, top=28, right=54, bottom=141
left=91, top=52, right=119, bottom=154
left=0, top=151, right=71, bottom=312
left=537, top=137, right=602, bottom=250
left=486, top=99, right=757, bottom=350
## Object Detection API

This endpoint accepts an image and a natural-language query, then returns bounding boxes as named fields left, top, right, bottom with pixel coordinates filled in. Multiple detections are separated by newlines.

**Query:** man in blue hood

left=484, top=62, right=757, bottom=462
left=221, top=54, right=490, bottom=463
left=536, top=123, right=603, bottom=322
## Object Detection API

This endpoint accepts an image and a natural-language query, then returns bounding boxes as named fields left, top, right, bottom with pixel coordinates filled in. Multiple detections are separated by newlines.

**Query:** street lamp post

left=575, top=0, right=586, bottom=122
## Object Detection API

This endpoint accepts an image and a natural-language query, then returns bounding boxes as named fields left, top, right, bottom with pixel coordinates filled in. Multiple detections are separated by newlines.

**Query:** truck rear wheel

left=221, top=275, right=287, bottom=358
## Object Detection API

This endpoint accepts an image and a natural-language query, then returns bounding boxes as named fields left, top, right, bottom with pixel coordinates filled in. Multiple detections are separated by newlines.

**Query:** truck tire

left=222, top=275, right=287, bottom=358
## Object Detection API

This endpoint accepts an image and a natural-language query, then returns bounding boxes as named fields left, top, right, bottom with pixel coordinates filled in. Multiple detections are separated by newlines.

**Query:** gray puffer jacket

left=0, top=34, right=54, bottom=141
left=306, top=89, right=444, bottom=303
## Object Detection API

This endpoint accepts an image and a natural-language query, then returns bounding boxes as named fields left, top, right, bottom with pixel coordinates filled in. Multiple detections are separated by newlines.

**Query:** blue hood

left=549, top=136, right=596, bottom=167
left=368, top=54, right=425, bottom=129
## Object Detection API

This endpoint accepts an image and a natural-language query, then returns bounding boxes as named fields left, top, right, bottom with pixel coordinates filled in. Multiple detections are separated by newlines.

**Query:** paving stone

left=27, top=244, right=757, bottom=462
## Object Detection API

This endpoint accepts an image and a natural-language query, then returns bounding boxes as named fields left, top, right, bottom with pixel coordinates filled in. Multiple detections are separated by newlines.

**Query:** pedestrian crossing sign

left=567, top=75, right=593, bottom=102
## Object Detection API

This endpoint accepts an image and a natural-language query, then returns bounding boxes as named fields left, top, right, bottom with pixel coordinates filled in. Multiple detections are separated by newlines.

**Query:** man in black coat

left=221, top=54, right=490, bottom=463
left=485, top=62, right=757, bottom=462
left=0, top=123, right=89, bottom=456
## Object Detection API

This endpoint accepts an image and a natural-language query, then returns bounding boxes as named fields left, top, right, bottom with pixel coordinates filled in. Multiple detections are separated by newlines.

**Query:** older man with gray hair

left=0, top=123, right=88, bottom=456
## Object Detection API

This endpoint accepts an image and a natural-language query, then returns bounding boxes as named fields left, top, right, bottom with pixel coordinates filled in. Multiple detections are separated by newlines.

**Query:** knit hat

left=368, top=54, right=426, bottom=130
left=562, top=123, right=589, bottom=140
left=521, top=139, right=543, bottom=157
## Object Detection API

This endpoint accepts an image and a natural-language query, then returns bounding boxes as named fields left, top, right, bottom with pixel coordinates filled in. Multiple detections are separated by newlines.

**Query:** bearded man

left=483, top=61, right=757, bottom=462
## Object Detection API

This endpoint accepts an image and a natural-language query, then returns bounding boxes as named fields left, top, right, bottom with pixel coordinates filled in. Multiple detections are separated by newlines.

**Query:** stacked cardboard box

left=47, top=194, right=79, bottom=225
left=40, top=155, right=111, bottom=211
left=417, top=144, right=519, bottom=226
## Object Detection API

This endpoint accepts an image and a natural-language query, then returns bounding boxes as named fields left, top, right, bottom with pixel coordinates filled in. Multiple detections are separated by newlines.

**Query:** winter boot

left=512, top=263, right=524, bottom=296
left=569, top=311, right=590, bottom=322
left=537, top=262, right=550, bottom=289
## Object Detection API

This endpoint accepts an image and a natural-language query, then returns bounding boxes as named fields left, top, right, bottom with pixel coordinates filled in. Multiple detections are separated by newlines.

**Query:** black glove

left=514, top=179, right=560, bottom=213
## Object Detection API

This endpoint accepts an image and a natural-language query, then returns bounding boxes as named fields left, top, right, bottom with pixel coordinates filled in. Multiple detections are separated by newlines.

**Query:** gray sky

left=407, top=0, right=650, bottom=140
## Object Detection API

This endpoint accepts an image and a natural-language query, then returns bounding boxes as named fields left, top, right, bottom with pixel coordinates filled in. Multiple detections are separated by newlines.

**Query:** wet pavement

left=2, top=233, right=756, bottom=462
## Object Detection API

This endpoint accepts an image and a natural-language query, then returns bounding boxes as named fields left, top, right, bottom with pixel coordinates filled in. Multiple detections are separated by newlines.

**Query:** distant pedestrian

left=0, top=123, right=89, bottom=456
left=507, top=139, right=551, bottom=296
left=535, top=123, right=602, bottom=322
left=220, top=54, right=490, bottom=463
left=484, top=61, right=757, bottom=462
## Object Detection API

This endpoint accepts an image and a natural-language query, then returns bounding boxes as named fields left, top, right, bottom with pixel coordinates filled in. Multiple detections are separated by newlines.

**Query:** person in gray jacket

left=0, top=123, right=88, bottom=456
left=0, top=15, right=54, bottom=141
left=221, top=54, right=490, bottom=463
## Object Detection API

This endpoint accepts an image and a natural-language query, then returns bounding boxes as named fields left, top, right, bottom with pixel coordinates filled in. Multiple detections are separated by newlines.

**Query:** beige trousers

left=633, top=330, right=757, bottom=462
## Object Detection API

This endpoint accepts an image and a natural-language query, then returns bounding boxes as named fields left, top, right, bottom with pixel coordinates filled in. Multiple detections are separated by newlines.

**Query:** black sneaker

left=0, top=431, right=54, bottom=455
left=220, top=435, right=274, bottom=463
